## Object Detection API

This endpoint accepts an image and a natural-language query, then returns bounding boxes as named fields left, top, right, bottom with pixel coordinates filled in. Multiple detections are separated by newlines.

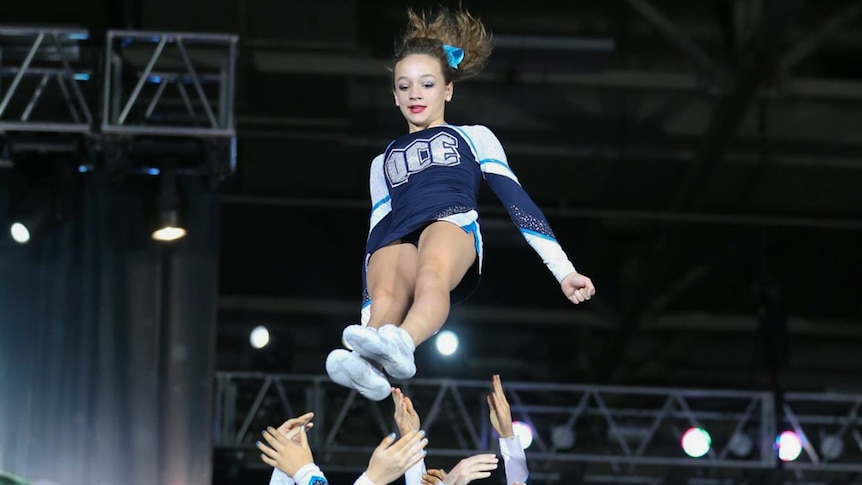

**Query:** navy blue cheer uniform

left=360, top=124, right=577, bottom=324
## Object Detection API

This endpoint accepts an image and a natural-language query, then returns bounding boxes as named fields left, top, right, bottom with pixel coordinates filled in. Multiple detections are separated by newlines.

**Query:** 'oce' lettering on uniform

left=384, top=131, right=460, bottom=187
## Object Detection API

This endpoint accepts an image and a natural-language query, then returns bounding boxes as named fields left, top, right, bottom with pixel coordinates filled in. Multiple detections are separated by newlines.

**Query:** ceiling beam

left=780, top=0, right=862, bottom=71
left=221, top=194, right=862, bottom=231
left=217, top=296, right=862, bottom=338
left=591, top=0, right=807, bottom=384
left=250, top=50, right=862, bottom=101
left=624, top=0, right=720, bottom=74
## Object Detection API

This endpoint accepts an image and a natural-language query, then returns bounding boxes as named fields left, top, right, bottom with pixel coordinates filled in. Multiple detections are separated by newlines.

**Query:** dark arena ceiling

left=5, top=0, right=862, bottom=390
left=6, top=1, right=862, bottom=484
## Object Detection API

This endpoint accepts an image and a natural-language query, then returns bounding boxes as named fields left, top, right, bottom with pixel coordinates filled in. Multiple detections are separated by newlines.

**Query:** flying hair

left=393, top=5, right=493, bottom=83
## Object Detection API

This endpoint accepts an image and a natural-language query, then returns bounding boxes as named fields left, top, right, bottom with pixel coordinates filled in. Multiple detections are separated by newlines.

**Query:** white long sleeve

left=499, top=436, right=529, bottom=484
left=269, top=469, right=295, bottom=485
left=269, top=468, right=296, bottom=485
left=293, top=463, right=329, bottom=485
left=456, top=124, right=577, bottom=283
left=353, top=472, right=378, bottom=485
left=404, top=458, right=427, bottom=485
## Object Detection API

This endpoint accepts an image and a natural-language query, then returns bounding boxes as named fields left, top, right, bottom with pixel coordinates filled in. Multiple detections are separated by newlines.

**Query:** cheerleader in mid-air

left=326, top=4, right=595, bottom=401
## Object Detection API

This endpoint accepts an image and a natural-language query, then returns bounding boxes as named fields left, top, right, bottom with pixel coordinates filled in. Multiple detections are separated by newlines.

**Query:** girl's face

left=392, top=54, right=453, bottom=133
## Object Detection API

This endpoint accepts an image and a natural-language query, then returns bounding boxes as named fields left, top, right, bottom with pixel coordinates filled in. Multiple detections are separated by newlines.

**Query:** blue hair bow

left=442, top=44, right=464, bottom=69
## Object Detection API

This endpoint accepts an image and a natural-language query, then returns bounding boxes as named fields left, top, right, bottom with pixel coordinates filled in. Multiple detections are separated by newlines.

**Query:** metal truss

left=0, top=26, right=93, bottom=133
left=213, top=373, right=862, bottom=483
left=101, top=30, right=238, bottom=138
left=0, top=27, right=238, bottom=178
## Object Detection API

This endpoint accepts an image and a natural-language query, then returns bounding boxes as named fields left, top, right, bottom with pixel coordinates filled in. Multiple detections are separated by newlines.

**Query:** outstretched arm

left=487, top=374, right=529, bottom=485
left=266, top=413, right=316, bottom=485
left=259, top=426, right=329, bottom=485
left=393, top=387, right=428, bottom=485
left=462, top=125, right=595, bottom=303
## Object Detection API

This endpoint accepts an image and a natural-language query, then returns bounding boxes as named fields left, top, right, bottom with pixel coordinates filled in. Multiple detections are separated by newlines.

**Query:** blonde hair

left=393, top=6, right=493, bottom=83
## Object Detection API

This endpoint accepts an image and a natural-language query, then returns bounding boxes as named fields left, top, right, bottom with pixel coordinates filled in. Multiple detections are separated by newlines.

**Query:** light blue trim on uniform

left=461, top=221, right=481, bottom=255
left=446, top=124, right=480, bottom=159
left=479, top=158, right=516, bottom=177
left=361, top=299, right=371, bottom=309
left=479, top=158, right=509, bottom=168
left=371, top=195, right=390, bottom=212
left=520, top=227, right=558, bottom=242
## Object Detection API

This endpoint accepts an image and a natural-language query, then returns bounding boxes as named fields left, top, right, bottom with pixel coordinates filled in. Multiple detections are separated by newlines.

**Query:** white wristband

left=294, top=463, right=328, bottom=485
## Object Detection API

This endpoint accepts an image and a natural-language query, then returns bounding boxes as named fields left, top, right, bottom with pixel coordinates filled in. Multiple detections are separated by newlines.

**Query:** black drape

left=0, top=174, right=218, bottom=485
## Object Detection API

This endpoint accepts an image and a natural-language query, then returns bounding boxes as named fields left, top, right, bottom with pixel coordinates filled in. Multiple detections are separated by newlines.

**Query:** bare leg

left=399, top=222, right=476, bottom=346
left=365, top=241, right=418, bottom=329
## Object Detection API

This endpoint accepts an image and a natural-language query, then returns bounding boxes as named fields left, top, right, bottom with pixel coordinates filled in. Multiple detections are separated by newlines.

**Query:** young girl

left=326, top=6, right=595, bottom=401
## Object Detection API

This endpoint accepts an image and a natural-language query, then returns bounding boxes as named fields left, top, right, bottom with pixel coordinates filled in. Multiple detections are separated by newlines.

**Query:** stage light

left=435, top=330, right=458, bottom=356
left=681, top=427, right=711, bottom=458
left=250, top=326, right=270, bottom=349
left=152, top=209, right=187, bottom=241
left=728, top=431, right=754, bottom=457
left=821, top=434, right=843, bottom=461
left=10, top=222, right=30, bottom=243
left=8, top=189, right=58, bottom=244
left=512, top=421, right=534, bottom=449
left=776, top=431, right=803, bottom=462
left=551, top=425, right=575, bottom=449
left=151, top=165, right=187, bottom=242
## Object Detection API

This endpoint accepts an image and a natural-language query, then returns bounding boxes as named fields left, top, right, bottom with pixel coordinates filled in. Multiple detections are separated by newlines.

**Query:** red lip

left=408, top=105, right=426, bottom=114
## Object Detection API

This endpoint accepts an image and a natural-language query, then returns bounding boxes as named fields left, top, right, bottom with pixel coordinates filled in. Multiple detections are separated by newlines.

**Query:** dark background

left=2, top=0, right=862, bottom=483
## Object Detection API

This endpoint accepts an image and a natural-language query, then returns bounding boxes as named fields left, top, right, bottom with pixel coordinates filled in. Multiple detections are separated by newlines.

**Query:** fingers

left=404, top=396, right=417, bottom=416
left=493, top=374, right=507, bottom=401
left=295, top=411, right=315, bottom=424
left=256, top=439, right=279, bottom=462
left=404, top=441, right=428, bottom=470
left=260, top=453, right=278, bottom=468
left=296, top=424, right=309, bottom=449
left=569, top=288, right=587, bottom=304
left=393, top=429, right=426, bottom=453
left=450, top=454, right=498, bottom=482
left=491, top=374, right=503, bottom=395
left=463, top=453, right=497, bottom=465
left=564, top=274, right=595, bottom=304
left=375, top=432, right=398, bottom=453
left=578, top=277, right=596, bottom=299
left=262, top=427, right=287, bottom=452
left=398, top=430, right=428, bottom=467
left=422, top=469, right=446, bottom=485
left=277, top=411, right=315, bottom=435
left=467, top=471, right=493, bottom=481
left=427, top=469, right=446, bottom=480
left=490, top=392, right=505, bottom=413
left=585, top=278, right=596, bottom=297
left=490, top=375, right=509, bottom=411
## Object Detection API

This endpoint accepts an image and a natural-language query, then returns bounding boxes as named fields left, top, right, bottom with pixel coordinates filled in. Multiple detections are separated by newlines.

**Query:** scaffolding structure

left=0, top=26, right=237, bottom=177
left=0, top=27, right=92, bottom=134
left=102, top=30, right=237, bottom=138
left=214, top=372, right=862, bottom=484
